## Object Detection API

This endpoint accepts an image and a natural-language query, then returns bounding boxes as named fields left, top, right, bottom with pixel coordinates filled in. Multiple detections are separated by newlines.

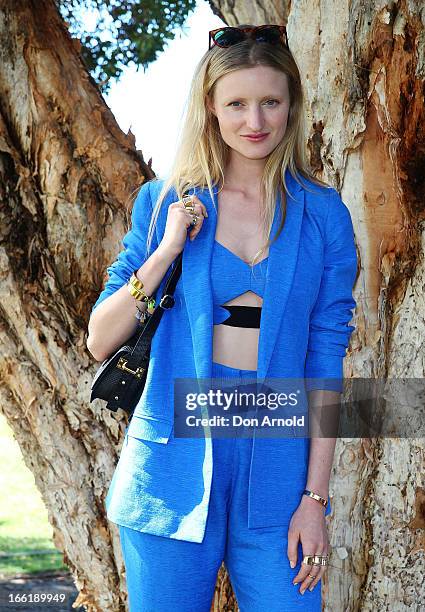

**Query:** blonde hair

left=144, top=24, right=329, bottom=266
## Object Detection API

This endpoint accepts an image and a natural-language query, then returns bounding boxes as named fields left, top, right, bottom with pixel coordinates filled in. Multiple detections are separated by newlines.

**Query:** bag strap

left=125, top=248, right=183, bottom=365
left=123, top=188, right=197, bottom=366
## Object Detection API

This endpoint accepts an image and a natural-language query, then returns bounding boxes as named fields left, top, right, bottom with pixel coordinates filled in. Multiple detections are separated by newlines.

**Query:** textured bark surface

left=208, top=0, right=425, bottom=610
left=1, top=0, right=424, bottom=610
left=0, top=1, right=154, bottom=610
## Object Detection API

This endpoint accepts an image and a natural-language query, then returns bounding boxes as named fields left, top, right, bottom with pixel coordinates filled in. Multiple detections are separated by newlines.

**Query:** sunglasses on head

left=209, top=25, right=288, bottom=51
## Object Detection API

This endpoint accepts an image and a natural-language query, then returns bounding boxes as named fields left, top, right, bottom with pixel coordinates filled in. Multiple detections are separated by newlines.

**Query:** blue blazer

left=91, top=168, right=357, bottom=543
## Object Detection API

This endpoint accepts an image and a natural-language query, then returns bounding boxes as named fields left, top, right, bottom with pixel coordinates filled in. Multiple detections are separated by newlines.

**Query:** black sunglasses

left=209, top=25, right=288, bottom=51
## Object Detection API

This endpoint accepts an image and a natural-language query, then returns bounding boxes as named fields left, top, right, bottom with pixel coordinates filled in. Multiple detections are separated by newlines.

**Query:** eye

left=227, top=99, right=280, bottom=107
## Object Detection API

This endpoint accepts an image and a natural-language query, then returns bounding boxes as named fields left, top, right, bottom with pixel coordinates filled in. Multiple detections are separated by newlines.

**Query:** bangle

left=303, top=489, right=328, bottom=508
left=127, top=271, right=153, bottom=303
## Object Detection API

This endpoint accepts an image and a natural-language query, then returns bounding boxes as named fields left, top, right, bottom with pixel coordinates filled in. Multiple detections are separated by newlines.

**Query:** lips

left=242, top=133, right=269, bottom=141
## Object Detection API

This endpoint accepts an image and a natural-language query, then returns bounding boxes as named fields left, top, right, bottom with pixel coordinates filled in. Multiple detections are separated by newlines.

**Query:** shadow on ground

left=0, top=571, right=86, bottom=611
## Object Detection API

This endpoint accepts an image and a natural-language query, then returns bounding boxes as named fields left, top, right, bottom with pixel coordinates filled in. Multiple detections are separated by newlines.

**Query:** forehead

left=214, top=66, right=288, bottom=97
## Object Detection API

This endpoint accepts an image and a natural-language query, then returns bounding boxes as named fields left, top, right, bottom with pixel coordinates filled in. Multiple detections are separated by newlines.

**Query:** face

left=207, top=65, right=290, bottom=161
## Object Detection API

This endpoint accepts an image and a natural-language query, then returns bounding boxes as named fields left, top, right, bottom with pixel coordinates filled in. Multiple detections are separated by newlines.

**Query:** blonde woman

left=88, top=24, right=357, bottom=612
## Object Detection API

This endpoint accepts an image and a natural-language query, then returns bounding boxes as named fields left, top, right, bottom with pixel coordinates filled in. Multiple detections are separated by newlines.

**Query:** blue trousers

left=118, top=361, right=322, bottom=611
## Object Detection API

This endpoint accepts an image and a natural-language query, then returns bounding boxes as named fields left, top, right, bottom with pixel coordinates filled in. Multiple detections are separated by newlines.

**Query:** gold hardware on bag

left=117, top=357, right=145, bottom=378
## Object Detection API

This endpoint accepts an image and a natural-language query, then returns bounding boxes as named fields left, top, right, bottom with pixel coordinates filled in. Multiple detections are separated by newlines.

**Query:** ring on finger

left=190, top=214, right=199, bottom=226
left=181, top=196, right=195, bottom=213
left=182, top=194, right=194, bottom=206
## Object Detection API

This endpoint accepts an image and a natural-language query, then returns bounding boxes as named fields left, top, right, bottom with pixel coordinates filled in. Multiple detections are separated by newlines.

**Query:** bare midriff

left=212, top=188, right=272, bottom=371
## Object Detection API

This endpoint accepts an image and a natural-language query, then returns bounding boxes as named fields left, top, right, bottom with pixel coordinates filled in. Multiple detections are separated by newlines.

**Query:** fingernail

left=292, top=579, right=297, bottom=585
left=290, top=561, right=295, bottom=568
left=300, top=589, right=305, bottom=595
left=309, top=587, right=314, bottom=591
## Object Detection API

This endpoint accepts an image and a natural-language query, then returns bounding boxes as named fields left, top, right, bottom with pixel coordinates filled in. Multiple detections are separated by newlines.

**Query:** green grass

left=0, top=413, right=69, bottom=577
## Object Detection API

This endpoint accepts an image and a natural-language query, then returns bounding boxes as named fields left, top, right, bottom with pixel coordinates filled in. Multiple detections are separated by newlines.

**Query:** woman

left=88, top=24, right=357, bottom=612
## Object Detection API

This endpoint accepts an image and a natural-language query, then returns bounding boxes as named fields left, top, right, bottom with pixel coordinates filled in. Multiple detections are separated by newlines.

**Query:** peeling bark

left=0, top=1, right=153, bottom=610
left=1, top=0, right=424, bottom=609
left=208, top=0, right=425, bottom=610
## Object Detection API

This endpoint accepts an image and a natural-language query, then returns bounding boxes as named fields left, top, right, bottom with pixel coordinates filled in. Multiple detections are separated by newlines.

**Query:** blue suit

left=92, top=168, right=357, bottom=545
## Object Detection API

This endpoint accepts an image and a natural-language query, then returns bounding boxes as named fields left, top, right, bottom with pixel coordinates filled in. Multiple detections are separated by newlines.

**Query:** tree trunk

left=0, top=1, right=154, bottom=610
left=1, top=0, right=424, bottom=610
left=208, top=0, right=425, bottom=610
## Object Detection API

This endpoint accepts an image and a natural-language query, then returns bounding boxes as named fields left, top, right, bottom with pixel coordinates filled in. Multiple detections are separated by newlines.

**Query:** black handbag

left=89, top=250, right=183, bottom=418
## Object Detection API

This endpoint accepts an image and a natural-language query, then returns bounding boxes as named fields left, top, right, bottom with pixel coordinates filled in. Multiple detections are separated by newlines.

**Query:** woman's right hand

left=159, top=195, right=209, bottom=256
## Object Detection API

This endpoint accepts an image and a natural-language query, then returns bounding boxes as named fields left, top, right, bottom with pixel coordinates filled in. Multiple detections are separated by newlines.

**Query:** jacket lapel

left=182, top=170, right=305, bottom=382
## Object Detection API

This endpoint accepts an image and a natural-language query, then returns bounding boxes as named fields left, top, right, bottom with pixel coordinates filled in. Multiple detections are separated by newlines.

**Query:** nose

left=246, top=105, right=266, bottom=131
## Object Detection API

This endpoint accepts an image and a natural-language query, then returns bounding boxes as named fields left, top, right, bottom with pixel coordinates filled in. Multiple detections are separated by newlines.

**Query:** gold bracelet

left=303, top=489, right=328, bottom=507
left=127, top=272, right=156, bottom=313
left=128, top=271, right=151, bottom=302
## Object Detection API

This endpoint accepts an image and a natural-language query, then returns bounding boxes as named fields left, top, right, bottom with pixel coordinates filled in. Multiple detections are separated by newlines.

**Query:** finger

left=306, top=546, right=328, bottom=592
left=286, top=526, right=299, bottom=571
left=192, top=196, right=208, bottom=218
left=299, top=568, right=321, bottom=595
left=306, top=566, right=325, bottom=592
left=294, top=540, right=321, bottom=584
left=299, top=547, right=328, bottom=594
left=294, top=556, right=315, bottom=586
left=187, top=213, right=204, bottom=240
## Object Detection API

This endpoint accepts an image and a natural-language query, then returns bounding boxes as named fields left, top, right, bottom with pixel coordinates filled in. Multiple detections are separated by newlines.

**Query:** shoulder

left=300, top=177, right=352, bottom=228
left=298, top=175, right=332, bottom=218
left=145, top=177, right=178, bottom=205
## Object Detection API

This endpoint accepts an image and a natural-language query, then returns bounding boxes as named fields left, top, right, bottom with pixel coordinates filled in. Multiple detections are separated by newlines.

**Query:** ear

left=206, top=94, right=216, bottom=116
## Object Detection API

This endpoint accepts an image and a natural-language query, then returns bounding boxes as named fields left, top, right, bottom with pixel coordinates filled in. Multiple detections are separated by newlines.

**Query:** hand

left=287, top=496, right=329, bottom=595
left=160, top=195, right=208, bottom=257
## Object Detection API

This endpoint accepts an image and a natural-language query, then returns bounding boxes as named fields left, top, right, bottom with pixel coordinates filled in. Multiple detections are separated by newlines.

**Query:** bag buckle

left=117, top=357, right=145, bottom=378
left=159, top=294, right=175, bottom=309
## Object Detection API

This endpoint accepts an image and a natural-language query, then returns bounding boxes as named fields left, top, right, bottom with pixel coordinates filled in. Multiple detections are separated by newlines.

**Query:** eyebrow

left=224, top=95, right=283, bottom=102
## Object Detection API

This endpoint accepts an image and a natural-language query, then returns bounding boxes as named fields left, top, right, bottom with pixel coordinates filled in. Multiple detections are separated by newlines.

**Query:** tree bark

left=1, top=0, right=424, bottom=610
left=208, top=0, right=425, bottom=610
left=0, top=1, right=154, bottom=610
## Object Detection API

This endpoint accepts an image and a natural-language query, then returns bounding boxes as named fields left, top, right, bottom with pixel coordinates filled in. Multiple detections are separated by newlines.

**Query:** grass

left=0, top=413, right=69, bottom=577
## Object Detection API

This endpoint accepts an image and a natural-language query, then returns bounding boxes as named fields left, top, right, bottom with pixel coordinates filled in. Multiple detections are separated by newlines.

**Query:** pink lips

left=242, top=133, right=269, bottom=142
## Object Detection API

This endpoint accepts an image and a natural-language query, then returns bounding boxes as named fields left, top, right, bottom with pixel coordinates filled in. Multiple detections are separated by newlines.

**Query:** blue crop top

left=211, top=240, right=269, bottom=328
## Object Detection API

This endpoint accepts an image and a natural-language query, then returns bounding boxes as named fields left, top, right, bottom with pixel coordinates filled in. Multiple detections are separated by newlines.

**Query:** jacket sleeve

left=304, top=188, right=358, bottom=392
left=90, top=180, right=159, bottom=313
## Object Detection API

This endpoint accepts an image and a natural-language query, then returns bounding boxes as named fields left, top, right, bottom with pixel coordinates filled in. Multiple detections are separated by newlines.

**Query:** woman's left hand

left=287, top=496, right=329, bottom=594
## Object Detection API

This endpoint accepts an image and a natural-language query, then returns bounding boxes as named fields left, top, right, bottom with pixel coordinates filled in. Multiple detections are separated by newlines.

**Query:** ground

left=0, top=570, right=85, bottom=612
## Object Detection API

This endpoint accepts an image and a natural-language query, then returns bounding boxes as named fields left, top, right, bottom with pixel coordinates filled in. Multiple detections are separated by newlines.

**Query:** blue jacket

left=91, top=168, right=357, bottom=543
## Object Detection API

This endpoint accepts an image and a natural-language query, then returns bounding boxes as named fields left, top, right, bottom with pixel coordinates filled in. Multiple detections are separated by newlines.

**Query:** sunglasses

left=209, top=25, right=288, bottom=51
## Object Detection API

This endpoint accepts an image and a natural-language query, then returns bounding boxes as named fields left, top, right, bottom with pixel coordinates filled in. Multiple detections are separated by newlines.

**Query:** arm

left=87, top=180, right=178, bottom=362
left=288, top=188, right=358, bottom=589
left=304, top=187, right=358, bottom=501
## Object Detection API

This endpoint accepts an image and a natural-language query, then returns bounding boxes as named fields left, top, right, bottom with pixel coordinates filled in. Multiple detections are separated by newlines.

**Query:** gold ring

left=302, top=555, right=328, bottom=567
left=182, top=195, right=194, bottom=208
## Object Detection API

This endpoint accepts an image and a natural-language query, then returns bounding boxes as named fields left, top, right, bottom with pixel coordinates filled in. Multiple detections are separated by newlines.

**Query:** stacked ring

left=181, top=194, right=199, bottom=226
left=302, top=554, right=329, bottom=567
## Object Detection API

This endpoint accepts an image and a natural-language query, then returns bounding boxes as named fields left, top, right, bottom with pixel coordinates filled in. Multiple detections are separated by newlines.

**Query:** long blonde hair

left=144, top=24, right=329, bottom=266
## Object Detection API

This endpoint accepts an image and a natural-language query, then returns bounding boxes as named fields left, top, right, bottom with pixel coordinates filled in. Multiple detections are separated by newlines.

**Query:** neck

left=223, top=150, right=266, bottom=194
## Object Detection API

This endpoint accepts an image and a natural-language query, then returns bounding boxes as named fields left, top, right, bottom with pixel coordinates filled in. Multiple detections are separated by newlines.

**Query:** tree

left=0, top=0, right=423, bottom=610
left=55, top=0, right=198, bottom=93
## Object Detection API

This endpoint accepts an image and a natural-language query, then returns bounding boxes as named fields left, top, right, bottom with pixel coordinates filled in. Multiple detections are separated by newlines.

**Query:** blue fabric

left=211, top=240, right=268, bottom=324
left=117, top=361, right=323, bottom=611
left=94, top=168, right=357, bottom=543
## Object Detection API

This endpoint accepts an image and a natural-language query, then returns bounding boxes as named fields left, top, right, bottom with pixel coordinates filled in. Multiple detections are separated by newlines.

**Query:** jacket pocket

left=126, top=414, right=173, bottom=444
